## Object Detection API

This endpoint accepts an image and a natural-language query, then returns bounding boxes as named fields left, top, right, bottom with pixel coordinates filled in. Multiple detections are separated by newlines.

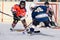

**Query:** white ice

left=0, top=22, right=60, bottom=40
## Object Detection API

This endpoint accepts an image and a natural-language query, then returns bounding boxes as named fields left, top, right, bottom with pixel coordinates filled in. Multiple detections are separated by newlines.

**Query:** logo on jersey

left=35, top=7, right=43, bottom=12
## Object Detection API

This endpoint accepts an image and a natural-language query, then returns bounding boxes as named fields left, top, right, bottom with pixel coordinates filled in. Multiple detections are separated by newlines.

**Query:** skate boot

left=27, top=28, right=34, bottom=34
left=10, top=28, right=14, bottom=31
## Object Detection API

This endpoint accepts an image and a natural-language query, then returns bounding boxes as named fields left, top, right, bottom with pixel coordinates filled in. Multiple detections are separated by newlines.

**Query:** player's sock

left=10, top=23, right=16, bottom=31
left=12, top=23, right=16, bottom=28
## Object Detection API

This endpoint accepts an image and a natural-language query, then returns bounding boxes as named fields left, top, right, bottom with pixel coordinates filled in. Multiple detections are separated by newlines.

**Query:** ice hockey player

left=28, top=2, right=51, bottom=34
left=10, top=1, right=27, bottom=31
left=44, top=2, right=57, bottom=26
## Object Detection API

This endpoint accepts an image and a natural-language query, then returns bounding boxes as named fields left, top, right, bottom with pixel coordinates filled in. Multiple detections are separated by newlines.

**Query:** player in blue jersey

left=27, top=2, right=51, bottom=34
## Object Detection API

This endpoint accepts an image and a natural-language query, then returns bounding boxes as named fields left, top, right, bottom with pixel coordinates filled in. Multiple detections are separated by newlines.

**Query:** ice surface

left=0, top=23, right=60, bottom=40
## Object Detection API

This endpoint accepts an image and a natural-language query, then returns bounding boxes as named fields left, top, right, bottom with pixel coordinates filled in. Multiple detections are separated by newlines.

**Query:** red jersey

left=11, top=4, right=26, bottom=17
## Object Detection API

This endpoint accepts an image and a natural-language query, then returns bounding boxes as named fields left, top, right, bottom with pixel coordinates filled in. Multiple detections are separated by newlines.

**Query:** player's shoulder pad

left=33, top=5, right=47, bottom=10
left=38, top=5, right=47, bottom=7
left=34, top=5, right=47, bottom=8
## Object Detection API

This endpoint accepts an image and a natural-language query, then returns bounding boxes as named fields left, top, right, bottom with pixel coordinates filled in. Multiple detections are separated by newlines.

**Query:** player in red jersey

left=10, top=1, right=27, bottom=31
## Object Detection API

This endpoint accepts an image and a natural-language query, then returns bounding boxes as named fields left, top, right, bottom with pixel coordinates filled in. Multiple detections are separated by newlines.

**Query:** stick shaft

left=0, top=11, right=13, bottom=17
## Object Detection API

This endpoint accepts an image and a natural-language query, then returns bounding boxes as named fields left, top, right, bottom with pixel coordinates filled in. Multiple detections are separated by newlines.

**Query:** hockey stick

left=0, top=11, right=13, bottom=17
left=14, top=22, right=32, bottom=32
left=0, top=11, right=27, bottom=21
left=0, top=11, right=33, bottom=32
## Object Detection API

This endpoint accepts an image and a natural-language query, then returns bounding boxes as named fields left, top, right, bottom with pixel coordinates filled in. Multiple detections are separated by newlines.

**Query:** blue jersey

left=32, top=6, right=49, bottom=22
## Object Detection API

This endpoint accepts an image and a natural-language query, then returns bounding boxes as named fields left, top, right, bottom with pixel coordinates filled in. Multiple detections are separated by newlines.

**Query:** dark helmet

left=20, top=1, right=25, bottom=5
left=44, top=2, right=49, bottom=5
